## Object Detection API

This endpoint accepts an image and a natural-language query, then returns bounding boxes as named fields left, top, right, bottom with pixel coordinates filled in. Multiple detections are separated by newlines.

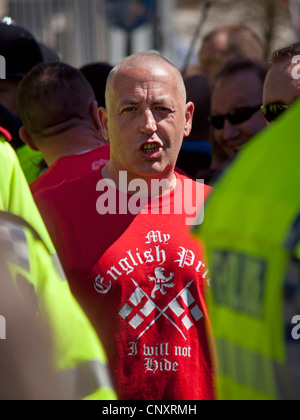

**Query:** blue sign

left=105, top=0, right=156, bottom=32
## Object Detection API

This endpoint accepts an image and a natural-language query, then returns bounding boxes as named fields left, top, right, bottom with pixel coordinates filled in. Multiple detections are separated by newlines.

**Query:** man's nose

left=140, top=109, right=157, bottom=134
left=222, top=118, right=240, bottom=141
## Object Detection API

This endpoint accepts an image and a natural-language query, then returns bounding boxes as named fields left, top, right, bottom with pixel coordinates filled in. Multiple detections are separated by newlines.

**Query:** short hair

left=270, top=42, right=300, bottom=65
left=211, top=57, right=268, bottom=91
left=17, top=62, right=96, bottom=136
left=201, top=24, right=264, bottom=63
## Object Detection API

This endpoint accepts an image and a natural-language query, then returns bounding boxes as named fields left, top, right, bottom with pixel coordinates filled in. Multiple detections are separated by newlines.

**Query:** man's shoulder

left=58, top=144, right=110, bottom=165
left=31, top=145, right=110, bottom=195
left=34, top=165, right=105, bottom=207
left=87, top=144, right=110, bottom=159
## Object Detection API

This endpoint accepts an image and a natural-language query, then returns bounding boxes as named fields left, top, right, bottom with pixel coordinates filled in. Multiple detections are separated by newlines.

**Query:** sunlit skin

left=98, top=55, right=194, bottom=192
left=211, top=69, right=266, bottom=158
left=263, top=61, right=300, bottom=120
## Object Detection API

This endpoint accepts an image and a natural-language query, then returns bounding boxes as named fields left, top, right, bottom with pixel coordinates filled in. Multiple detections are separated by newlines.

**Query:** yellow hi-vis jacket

left=0, top=137, right=116, bottom=400
left=194, top=99, right=300, bottom=400
left=16, top=143, right=46, bottom=185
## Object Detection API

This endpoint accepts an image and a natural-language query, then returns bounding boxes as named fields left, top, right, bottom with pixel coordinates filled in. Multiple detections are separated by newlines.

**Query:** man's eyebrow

left=121, top=99, right=140, bottom=105
left=153, top=99, right=170, bottom=105
left=120, top=97, right=174, bottom=107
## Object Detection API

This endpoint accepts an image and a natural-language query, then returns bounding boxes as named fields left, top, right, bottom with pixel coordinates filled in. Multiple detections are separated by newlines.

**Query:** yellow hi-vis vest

left=0, top=136, right=53, bottom=251
left=194, top=99, right=300, bottom=400
left=0, top=138, right=116, bottom=400
left=16, top=143, right=46, bottom=185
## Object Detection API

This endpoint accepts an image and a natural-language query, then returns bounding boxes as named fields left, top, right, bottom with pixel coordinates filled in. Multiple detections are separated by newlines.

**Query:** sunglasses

left=208, top=105, right=262, bottom=130
left=261, top=104, right=291, bottom=123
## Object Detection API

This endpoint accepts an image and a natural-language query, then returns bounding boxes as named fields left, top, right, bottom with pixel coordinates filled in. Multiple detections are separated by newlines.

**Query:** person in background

left=194, top=89, right=300, bottom=399
left=0, top=18, right=47, bottom=183
left=39, top=41, right=61, bottom=63
left=262, top=43, right=300, bottom=124
left=208, top=57, right=267, bottom=161
left=176, top=74, right=212, bottom=179
left=17, top=62, right=110, bottom=196
left=0, top=247, right=64, bottom=400
left=184, top=24, right=264, bottom=80
left=195, top=127, right=229, bottom=186
left=0, top=129, right=116, bottom=400
left=80, top=61, right=113, bottom=108
left=194, top=42, right=300, bottom=399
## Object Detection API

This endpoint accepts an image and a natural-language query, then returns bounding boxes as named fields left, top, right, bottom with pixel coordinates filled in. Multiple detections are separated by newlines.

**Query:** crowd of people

left=0, top=15, right=299, bottom=401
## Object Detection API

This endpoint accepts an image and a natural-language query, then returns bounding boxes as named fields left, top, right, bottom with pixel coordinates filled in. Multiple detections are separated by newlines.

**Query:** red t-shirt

left=35, top=168, right=214, bottom=400
left=30, top=144, right=110, bottom=196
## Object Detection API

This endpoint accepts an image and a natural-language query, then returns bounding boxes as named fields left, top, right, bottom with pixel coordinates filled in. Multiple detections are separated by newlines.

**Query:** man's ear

left=91, top=100, right=102, bottom=130
left=19, top=126, right=39, bottom=151
left=98, top=107, right=110, bottom=142
left=183, top=101, right=195, bottom=138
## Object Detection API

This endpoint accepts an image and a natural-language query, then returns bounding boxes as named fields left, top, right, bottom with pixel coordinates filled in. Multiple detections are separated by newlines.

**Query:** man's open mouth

left=142, top=142, right=161, bottom=154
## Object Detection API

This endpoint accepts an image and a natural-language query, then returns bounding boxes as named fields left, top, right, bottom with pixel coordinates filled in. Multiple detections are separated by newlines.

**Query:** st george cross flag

left=119, top=278, right=204, bottom=341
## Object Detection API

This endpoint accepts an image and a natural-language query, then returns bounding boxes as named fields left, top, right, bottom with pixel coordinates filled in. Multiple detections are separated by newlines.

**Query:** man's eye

left=123, top=107, right=137, bottom=113
left=155, top=107, right=171, bottom=112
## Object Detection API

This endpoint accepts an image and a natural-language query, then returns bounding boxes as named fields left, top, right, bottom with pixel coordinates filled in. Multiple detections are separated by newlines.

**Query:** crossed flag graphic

left=119, top=278, right=203, bottom=341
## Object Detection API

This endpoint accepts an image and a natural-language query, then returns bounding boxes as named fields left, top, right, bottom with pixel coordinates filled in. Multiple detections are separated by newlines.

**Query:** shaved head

left=98, top=51, right=194, bottom=187
left=105, top=52, right=187, bottom=109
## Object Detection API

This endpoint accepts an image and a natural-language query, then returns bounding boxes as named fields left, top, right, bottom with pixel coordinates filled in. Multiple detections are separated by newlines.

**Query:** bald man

left=35, top=52, right=214, bottom=400
left=99, top=52, right=194, bottom=188
left=185, top=24, right=264, bottom=79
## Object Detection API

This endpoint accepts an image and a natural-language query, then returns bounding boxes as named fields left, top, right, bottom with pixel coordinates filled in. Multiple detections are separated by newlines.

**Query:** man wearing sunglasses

left=262, top=43, right=300, bottom=124
left=209, top=58, right=267, bottom=159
